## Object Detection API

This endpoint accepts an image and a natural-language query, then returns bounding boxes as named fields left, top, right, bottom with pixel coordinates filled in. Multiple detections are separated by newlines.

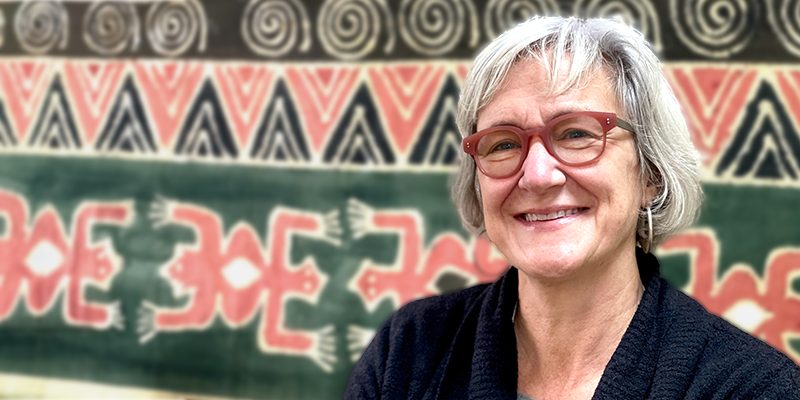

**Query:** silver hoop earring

left=643, top=206, right=653, bottom=254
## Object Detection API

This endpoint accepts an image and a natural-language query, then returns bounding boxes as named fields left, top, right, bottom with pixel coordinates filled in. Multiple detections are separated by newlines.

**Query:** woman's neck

left=514, top=247, right=644, bottom=400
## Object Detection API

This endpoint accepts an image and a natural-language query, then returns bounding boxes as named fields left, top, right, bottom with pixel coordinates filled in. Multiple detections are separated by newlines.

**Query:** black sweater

left=344, top=250, right=800, bottom=399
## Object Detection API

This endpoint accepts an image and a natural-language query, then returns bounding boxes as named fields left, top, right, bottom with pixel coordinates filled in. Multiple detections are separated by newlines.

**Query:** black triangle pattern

left=323, top=84, right=394, bottom=165
left=409, top=74, right=462, bottom=166
left=716, top=81, right=800, bottom=179
left=0, top=101, right=16, bottom=147
left=250, top=79, right=310, bottom=162
left=175, top=80, right=238, bottom=159
left=28, top=75, right=82, bottom=150
left=755, top=151, right=782, bottom=178
left=95, top=76, right=157, bottom=154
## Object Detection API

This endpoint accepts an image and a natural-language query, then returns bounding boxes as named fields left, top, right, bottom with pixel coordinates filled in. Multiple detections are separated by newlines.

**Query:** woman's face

left=476, top=59, right=651, bottom=280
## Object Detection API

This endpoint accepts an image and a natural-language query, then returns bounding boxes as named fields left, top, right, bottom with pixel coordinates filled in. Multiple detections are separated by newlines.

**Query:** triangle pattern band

left=409, top=74, right=462, bottom=166
left=96, top=76, right=157, bottom=154
left=249, top=79, right=310, bottom=162
left=27, top=76, right=82, bottom=150
left=174, top=80, right=239, bottom=159
left=323, top=84, right=394, bottom=165
left=716, top=81, right=800, bottom=180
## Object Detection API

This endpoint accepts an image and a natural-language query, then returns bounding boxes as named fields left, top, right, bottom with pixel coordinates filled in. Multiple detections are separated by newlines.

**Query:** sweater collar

left=435, top=248, right=664, bottom=399
left=435, top=266, right=519, bottom=399
left=591, top=249, right=663, bottom=398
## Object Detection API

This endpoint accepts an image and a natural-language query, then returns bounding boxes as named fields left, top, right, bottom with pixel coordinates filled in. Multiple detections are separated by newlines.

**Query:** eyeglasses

left=462, top=111, right=637, bottom=178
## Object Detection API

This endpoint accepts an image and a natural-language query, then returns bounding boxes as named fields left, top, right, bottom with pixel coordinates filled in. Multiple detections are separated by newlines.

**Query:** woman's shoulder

left=655, top=277, right=800, bottom=396
left=657, top=277, right=789, bottom=358
left=344, top=272, right=516, bottom=399
left=388, top=266, right=517, bottom=328
left=390, top=281, right=494, bottom=325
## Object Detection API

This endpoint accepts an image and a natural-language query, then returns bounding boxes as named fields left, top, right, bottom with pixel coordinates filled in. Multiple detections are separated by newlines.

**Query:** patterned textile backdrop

left=0, top=0, right=799, bottom=399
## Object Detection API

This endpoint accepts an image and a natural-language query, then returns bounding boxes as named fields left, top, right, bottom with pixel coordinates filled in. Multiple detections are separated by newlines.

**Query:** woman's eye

left=490, top=141, right=520, bottom=152
left=565, top=129, right=591, bottom=139
left=555, top=128, right=602, bottom=142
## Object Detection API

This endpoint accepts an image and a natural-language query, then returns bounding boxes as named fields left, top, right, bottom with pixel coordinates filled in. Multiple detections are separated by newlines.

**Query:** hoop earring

left=643, top=206, right=653, bottom=254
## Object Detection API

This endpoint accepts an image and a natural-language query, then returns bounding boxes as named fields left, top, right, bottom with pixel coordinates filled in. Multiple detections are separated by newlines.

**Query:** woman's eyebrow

left=481, top=108, right=588, bottom=129
left=542, top=108, right=586, bottom=121
left=476, top=112, right=523, bottom=129
left=482, top=119, right=522, bottom=128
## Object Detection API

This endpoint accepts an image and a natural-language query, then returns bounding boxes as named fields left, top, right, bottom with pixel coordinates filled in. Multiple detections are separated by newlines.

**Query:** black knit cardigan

left=343, top=249, right=800, bottom=399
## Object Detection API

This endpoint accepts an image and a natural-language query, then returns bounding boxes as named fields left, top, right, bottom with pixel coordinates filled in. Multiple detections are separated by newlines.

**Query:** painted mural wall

left=0, top=0, right=798, bottom=399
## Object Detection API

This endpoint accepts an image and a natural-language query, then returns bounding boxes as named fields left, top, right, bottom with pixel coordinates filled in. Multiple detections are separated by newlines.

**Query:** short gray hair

left=452, top=16, right=702, bottom=249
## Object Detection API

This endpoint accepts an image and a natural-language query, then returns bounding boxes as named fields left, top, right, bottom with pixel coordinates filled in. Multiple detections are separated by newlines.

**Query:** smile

left=522, top=208, right=586, bottom=222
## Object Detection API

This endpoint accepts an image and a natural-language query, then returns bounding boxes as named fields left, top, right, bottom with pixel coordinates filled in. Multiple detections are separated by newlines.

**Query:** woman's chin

left=506, top=242, right=588, bottom=280
left=514, top=252, right=589, bottom=282
left=516, top=261, right=584, bottom=282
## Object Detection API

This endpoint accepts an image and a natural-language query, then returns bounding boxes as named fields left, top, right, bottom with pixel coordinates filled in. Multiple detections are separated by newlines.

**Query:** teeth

left=524, top=208, right=582, bottom=222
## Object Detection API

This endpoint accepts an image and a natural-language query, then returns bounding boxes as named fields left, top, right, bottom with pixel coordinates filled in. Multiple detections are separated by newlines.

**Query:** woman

left=344, top=17, right=800, bottom=399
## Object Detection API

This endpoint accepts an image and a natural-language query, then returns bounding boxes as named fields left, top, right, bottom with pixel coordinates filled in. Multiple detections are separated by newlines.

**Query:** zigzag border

left=1, top=59, right=800, bottom=187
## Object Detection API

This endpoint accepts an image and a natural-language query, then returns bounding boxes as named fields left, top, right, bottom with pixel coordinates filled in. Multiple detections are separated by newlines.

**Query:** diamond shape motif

left=25, top=240, right=65, bottom=277
left=723, top=300, right=773, bottom=334
left=222, top=258, right=261, bottom=290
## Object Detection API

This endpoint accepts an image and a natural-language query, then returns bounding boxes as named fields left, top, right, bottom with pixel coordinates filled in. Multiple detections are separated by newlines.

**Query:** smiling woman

left=471, top=64, right=647, bottom=285
left=344, top=17, right=800, bottom=400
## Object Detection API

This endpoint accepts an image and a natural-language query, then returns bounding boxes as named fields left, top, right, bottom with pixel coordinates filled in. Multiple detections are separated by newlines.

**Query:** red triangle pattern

left=213, top=65, right=276, bottom=149
left=367, top=65, right=445, bottom=152
left=0, top=61, right=54, bottom=141
left=455, top=63, right=470, bottom=84
left=285, top=66, right=360, bottom=152
left=665, top=66, right=757, bottom=166
left=63, top=61, right=126, bottom=144
left=776, top=70, right=800, bottom=131
left=133, top=62, right=205, bottom=149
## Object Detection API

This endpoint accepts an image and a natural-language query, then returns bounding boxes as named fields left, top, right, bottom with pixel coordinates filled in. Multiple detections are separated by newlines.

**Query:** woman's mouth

left=520, top=208, right=587, bottom=222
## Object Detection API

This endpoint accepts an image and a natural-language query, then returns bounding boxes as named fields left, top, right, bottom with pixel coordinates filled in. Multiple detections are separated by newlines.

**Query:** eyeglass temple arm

left=616, top=118, right=637, bottom=134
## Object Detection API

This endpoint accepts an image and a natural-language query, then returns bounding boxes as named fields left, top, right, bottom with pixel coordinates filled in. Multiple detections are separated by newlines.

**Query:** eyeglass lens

left=475, top=115, right=605, bottom=177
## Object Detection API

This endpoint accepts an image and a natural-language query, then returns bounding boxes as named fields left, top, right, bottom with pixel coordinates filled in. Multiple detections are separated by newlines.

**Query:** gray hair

left=452, top=16, right=702, bottom=250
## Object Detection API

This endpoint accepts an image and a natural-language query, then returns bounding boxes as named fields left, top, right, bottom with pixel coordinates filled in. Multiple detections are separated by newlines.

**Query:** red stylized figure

left=0, top=190, right=33, bottom=320
left=659, top=229, right=800, bottom=363
left=346, top=198, right=509, bottom=312
left=0, top=189, right=131, bottom=329
left=139, top=198, right=340, bottom=371
left=65, top=203, right=131, bottom=326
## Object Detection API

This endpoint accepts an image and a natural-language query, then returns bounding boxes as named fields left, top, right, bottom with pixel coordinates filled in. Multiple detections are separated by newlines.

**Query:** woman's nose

left=517, top=139, right=567, bottom=192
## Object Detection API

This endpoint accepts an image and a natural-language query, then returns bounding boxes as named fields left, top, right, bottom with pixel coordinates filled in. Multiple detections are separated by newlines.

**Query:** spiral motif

left=669, top=0, right=759, bottom=58
left=575, top=0, right=661, bottom=52
left=484, top=0, right=559, bottom=39
left=242, top=0, right=311, bottom=57
left=83, top=2, right=140, bottom=55
left=14, top=1, right=68, bottom=55
left=399, top=0, right=479, bottom=56
left=146, top=0, right=207, bottom=57
left=767, top=0, right=800, bottom=57
left=318, top=0, right=395, bottom=60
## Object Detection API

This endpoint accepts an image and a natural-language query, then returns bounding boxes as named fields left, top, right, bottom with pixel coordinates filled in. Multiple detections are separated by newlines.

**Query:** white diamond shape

left=723, top=300, right=773, bottom=334
left=25, top=240, right=65, bottom=277
left=222, top=258, right=261, bottom=290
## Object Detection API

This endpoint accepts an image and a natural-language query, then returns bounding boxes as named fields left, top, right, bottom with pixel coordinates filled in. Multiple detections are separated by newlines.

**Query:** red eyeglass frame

left=462, top=111, right=637, bottom=178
